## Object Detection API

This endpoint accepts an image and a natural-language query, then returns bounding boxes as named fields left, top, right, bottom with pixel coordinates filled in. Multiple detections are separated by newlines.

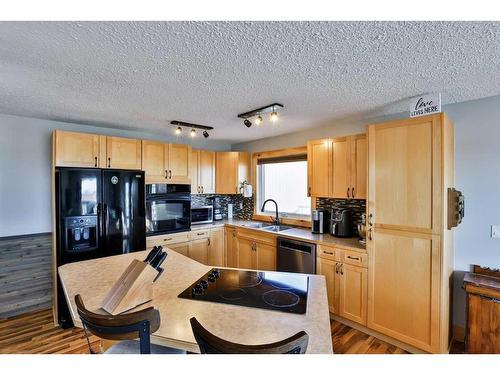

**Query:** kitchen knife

left=144, top=246, right=162, bottom=264
left=151, top=251, right=167, bottom=270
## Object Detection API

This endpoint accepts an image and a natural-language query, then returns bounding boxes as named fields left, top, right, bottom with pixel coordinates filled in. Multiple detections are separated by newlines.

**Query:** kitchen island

left=58, top=248, right=333, bottom=354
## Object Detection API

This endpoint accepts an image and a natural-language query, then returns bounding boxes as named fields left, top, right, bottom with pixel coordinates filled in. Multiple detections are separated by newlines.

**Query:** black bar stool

left=190, top=317, right=309, bottom=354
left=75, top=294, right=185, bottom=354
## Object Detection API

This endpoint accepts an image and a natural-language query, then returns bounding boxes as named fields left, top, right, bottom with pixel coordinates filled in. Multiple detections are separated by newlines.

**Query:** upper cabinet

left=141, top=141, right=191, bottom=184
left=307, top=134, right=366, bottom=199
left=54, top=131, right=141, bottom=170
left=215, top=151, right=250, bottom=194
left=191, top=150, right=216, bottom=194
left=53, top=130, right=100, bottom=167
left=106, top=136, right=142, bottom=170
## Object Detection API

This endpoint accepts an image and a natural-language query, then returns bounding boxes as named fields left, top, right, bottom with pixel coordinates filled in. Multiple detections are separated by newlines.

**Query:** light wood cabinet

left=189, top=238, right=209, bottom=264
left=53, top=130, right=100, bottom=167
left=256, top=242, right=276, bottom=271
left=141, top=141, right=191, bottom=183
left=224, top=227, right=238, bottom=268
left=215, top=152, right=250, bottom=194
left=307, top=139, right=331, bottom=197
left=168, top=242, right=190, bottom=257
left=208, top=227, right=224, bottom=266
left=191, top=150, right=216, bottom=194
left=338, top=263, right=367, bottom=325
left=367, top=113, right=454, bottom=353
left=317, top=257, right=337, bottom=314
left=307, top=134, right=366, bottom=199
left=106, top=136, right=142, bottom=170
left=237, top=237, right=257, bottom=270
left=234, top=229, right=276, bottom=271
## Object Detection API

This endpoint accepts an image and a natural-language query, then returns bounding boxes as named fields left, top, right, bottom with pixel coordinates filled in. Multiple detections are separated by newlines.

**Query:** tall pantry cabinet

left=366, top=113, right=454, bottom=353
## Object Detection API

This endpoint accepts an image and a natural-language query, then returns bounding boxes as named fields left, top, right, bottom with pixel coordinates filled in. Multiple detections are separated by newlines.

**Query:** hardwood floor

left=0, top=308, right=438, bottom=354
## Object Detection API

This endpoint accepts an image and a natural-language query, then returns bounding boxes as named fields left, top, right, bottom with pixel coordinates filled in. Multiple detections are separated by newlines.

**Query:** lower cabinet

left=189, top=238, right=209, bottom=264
left=208, top=227, right=224, bottom=266
left=237, top=237, right=257, bottom=270
left=317, top=247, right=368, bottom=326
left=168, top=241, right=190, bottom=257
left=224, top=227, right=238, bottom=267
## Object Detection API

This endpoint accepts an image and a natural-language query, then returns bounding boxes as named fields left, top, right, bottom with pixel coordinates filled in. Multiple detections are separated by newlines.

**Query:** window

left=257, top=155, right=311, bottom=218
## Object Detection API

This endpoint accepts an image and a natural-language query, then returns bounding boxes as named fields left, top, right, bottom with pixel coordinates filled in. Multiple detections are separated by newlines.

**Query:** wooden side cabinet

left=463, top=266, right=500, bottom=353
left=142, top=141, right=191, bottom=183
left=215, top=152, right=250, bottom=194
left=106, top=136, right=142, bottom=170
left=224, top=227, right=238, bottom=268
left=191, top=150, right=216, bottom=194
left=53, top=130, right=100, bottom=167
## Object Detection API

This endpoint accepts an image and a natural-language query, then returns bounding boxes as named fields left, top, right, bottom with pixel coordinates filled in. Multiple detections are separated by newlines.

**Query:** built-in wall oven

left=145, top=184, right=191, bottom=235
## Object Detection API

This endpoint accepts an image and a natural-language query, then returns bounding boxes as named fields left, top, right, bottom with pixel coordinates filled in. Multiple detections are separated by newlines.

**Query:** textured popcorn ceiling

left=0, top=21, right=499, bottom=143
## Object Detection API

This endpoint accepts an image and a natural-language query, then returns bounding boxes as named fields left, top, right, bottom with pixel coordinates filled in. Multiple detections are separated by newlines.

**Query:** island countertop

left=58, top=249, right=333, bottom=354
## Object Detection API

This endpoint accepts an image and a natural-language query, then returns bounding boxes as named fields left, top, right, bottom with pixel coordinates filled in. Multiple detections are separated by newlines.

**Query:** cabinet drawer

left=318, top=245, right=340, bottom=261
left=190, top=229, right=210, bottom=240
left=237, top=228, right=276, bottom=246
left=342, top=250, right=367, bottom=268
left=146, top=232, right=190, bottom=248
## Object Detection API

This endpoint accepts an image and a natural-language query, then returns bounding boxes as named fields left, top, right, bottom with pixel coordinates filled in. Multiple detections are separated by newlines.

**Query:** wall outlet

left=491, top=225, right=500, bottom=238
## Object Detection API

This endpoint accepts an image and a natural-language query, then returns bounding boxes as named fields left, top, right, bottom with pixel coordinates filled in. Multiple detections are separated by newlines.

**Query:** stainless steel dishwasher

left=277, top=237, right=316, bottom=274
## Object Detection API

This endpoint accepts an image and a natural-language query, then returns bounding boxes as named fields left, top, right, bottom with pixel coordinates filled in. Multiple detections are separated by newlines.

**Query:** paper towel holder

left=239, top=180, right=253, bottom=198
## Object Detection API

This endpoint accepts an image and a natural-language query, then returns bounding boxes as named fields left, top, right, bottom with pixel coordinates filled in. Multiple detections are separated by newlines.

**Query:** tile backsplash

left=191, top=194, right=254, bottom=220
left=315, top=198, right=366, bottom=236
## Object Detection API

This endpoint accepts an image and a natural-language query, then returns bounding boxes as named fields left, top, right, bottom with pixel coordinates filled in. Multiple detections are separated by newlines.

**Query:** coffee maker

left=311, top=209, right=330, bottom=234
left=213, top=197, right=223, bottom=221
left=330, top=209, right=353, bottom=237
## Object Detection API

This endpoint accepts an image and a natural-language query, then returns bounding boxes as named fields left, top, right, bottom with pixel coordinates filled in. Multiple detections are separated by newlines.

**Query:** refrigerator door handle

left=102, top=203, right=108, bottom=244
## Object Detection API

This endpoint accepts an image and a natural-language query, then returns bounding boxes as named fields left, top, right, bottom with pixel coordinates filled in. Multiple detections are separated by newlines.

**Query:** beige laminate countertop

left=58, top=249, right=333, bottom=354
left=191, top=218, right=365, bottom=252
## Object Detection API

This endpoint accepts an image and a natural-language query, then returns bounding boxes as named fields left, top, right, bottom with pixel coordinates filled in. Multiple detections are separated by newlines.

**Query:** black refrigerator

left=55, top=167, right=146, bottom=326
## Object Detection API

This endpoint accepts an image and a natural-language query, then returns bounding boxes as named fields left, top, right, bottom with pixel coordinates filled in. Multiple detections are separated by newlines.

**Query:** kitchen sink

left=261, top=225, right=293, bottom=232
left=240, top=222, right=270, bottom=229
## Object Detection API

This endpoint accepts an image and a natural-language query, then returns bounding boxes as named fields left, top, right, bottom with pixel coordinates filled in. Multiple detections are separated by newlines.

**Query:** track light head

left=175, top=126, right=182, bottom=135
left=244, top=119, right=252, bottom=128
left=203, top=131, right=209, bottom=138
left=255, top=115, right=263, bottom=125
left=270, top=111, right=278, bottom=122
left=190, top=128, right=196, bottom=137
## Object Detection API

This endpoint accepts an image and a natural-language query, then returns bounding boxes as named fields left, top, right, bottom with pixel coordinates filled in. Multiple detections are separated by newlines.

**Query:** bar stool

left=189, top=317, right=309, bottom=354
left=75, top=294, right=185, bottom=354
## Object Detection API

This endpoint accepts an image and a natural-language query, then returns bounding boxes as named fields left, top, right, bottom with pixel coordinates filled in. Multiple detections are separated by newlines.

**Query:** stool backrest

left=75, top=294, right=160, bottom=354
left=190, top=317, right=309, bottom=354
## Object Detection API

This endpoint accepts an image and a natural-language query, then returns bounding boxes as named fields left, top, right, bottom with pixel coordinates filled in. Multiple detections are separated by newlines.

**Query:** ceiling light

left=237, top=103, right=283, bottom=129
left=203, top=131, right=209, bottom=138
left=255, top=115, right=263, bottom=125
left=175, top=126, right=182, bottom=135
left=190, top=128, right=196, bottom=137
left=270, top=111, right=278, bottom=122
left=244, top=119, right=252, bottom=128
left=170, top=121, right=213, bottom=140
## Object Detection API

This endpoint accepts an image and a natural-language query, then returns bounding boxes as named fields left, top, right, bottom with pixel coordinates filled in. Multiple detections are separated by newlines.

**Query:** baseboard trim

left=452, top=324, right=465, bottom=343
left=331, top=314, right=431, bottom=354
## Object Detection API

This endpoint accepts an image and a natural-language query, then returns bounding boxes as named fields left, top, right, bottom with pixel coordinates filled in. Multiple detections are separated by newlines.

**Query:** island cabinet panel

left=142, top=140, right=167, bottom=182
left=307, top=139, right=331, bottom=197
left=331, top=137, right=350, bottom=199
left=168, top=143, right=191, bottom=183
left=367, top=113, right=453, bottom=353
left=208, top=227, right=224, bottom=267
left=189, top=238, right=209, bottom=265
left=338, top=263, right=367, bottom=325
left=215, top=152, right=250, bottom=194
left=54, top=130, right=100, bottom=167
left=224, top=227, right=238, bottom=267
left=106, top=136, right=142, bottom=170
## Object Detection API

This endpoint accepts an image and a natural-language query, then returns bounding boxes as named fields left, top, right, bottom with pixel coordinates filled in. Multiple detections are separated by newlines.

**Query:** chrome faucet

left=261, top=199, right=280, bottom=226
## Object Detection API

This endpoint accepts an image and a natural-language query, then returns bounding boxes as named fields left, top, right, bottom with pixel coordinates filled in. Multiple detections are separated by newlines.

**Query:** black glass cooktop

left=178, top=268, right=309, bottom=314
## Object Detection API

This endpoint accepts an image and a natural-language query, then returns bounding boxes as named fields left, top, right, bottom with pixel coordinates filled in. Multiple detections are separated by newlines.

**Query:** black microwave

left=145, top=184, right=191, bottom=235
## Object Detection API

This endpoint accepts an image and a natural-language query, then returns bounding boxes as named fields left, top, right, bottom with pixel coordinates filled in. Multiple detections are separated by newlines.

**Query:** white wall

left=233, top=94, right=500, bottom=328
left=0, top=113, right=231, bottom=237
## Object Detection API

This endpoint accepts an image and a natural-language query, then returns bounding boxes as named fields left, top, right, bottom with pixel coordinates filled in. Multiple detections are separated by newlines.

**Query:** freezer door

left=102, top=170, right=146, bottom=255
left=57, top=168, right=101, bottom=217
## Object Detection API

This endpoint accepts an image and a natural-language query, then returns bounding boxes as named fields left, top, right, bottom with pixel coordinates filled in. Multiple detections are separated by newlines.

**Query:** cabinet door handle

left=308, top=187, right=311, bottom=197
left=165, top=170, right=168, bottom=179
left=340, top=264, right=344, bottom=275
left=352, top=187, right=355, bottom=198
left=323, top=251, right=334, bottom=255
left=335, top=263, right=339, bottom=274
left=368, top=213, right=373, bottom=226
left=94, top=156, right=98, bottom=167
left=169, top=170, right=172, bottom=179
left=163, top=238, right=172, bottom=241
left=347, top=188, right=350, bottom=198
left=347, top=255, right=360, bottom=261
left=107, top=157, right=111, bottom=168
left=201, top=186, right=204, bottom=194
left=208, top=238, right=211, bottom=246
left=368, top=228, right=373, bottom=240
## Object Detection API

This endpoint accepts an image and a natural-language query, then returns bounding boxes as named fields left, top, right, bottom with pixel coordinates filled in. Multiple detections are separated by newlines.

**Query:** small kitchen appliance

left=179, top=268, right=309, bottom=314
left=311, top=209, right=330, bottom=234
left=212, top=197, right=223, bottom=221
left=191, top=205, right=213, bottom=225
left=330, top=209, right=353, bottom=237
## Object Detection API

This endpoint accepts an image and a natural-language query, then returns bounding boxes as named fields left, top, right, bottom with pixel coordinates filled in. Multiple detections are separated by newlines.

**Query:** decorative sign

left=409, top=93, right=441, bottom=118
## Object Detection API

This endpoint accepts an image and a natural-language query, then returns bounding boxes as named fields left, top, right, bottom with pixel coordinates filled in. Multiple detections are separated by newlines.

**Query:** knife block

left=101, top=259, right=159, bottom=315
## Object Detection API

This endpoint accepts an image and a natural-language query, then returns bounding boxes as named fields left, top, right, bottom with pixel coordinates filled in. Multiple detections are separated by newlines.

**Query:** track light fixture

left=237, top=103, right=283, bottom=128
left=170, top=121, right=213, bottom=139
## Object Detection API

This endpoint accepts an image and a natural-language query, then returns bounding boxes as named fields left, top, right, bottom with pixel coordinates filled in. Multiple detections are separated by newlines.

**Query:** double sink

left=240, top=222, right=294, bottom=233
